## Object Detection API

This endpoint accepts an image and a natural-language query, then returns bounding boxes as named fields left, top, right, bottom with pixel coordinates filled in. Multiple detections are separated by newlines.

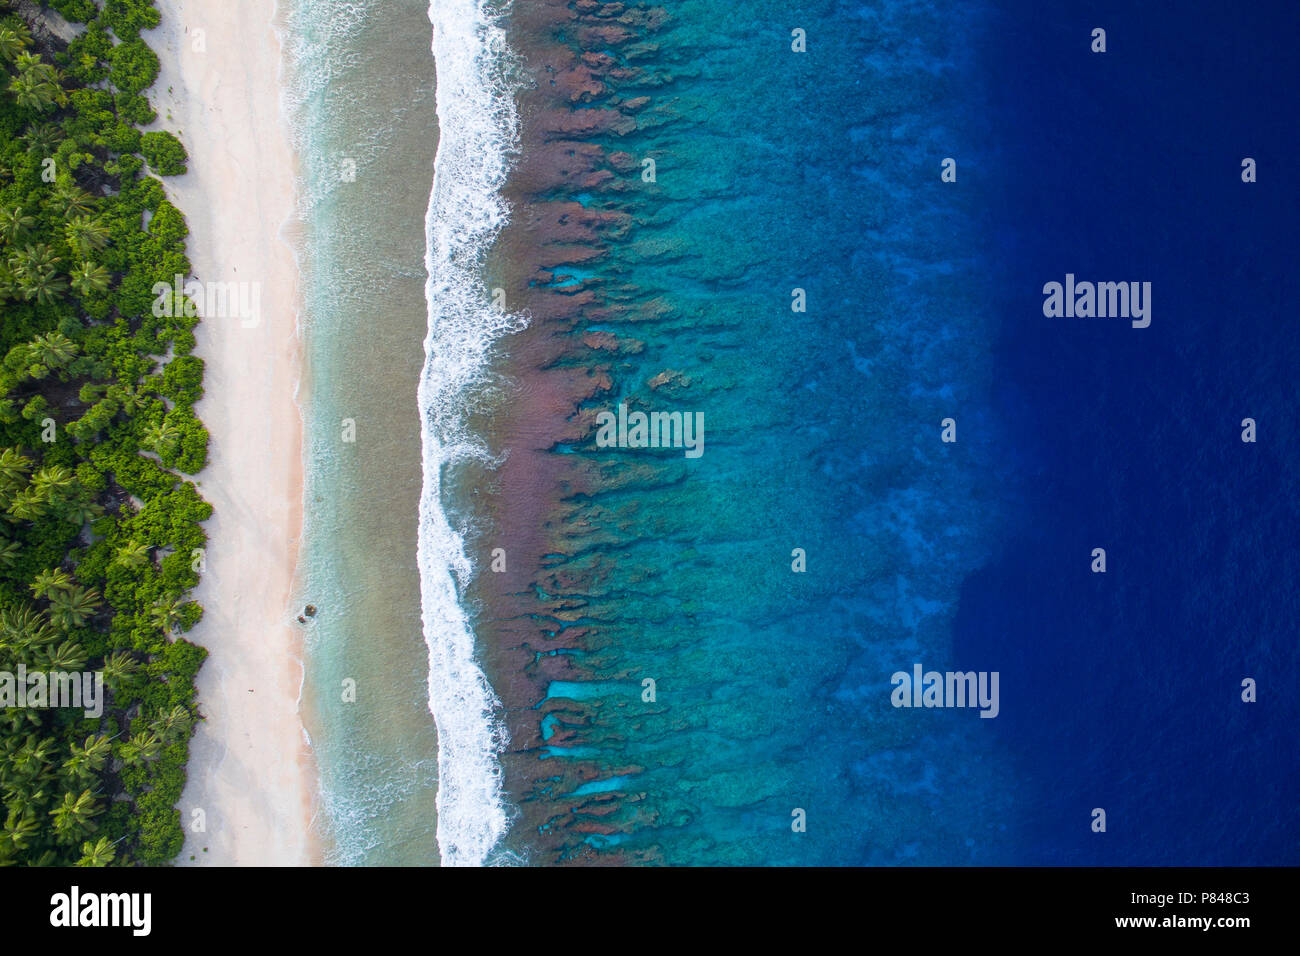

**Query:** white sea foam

left=420, top=0, right=525, bottom=866
left=280, top=0, right=522, bottom=866
left=281, top=0, right=373, bottom=203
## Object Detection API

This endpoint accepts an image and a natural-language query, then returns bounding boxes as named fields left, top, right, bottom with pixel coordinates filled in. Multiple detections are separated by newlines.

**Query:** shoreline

left=282, top=0, right=444, bottom=864
left=148, top=0, right=321, bottom=866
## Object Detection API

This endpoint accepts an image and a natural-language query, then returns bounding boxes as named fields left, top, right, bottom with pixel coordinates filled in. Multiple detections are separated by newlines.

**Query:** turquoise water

left=456, top=0, right=1018, bottom=864
left=283, top=0, right=443, bottom=865
left=473, top=0, right=1300, bottom=866
left=277, top=0, right=1300, bottom=867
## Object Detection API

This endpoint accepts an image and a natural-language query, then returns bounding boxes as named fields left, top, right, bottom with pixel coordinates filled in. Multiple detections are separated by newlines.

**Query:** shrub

left=107, top=39, right=159, bottom=95
left=138, top=130, right=186, bottom=175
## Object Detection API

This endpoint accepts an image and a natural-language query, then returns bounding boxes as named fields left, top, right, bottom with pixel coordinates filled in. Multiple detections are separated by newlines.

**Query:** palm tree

left=8, top=72, right=59, bottom=113
left=114, top=539, right=150, bottom=569
left=62, top=499, right=103, bottom=528
left=65, top=216, right=109, bottom=258
left=22, top=122, right=63, bottom=157
left=118, top=731, right=162, bottom=768
left=0, top=538, right=19, bottom=568
left=2, top=811, right=39, bottom=853
left=50, top=183, right=94, bottom=220
left=9, top=54, right=65, bottom=110
left=9, top=242, right=59, bottom=274
left=0, top=448, right=32, bottom=488
left=26, top=268, right=67, bottom=304
left=102, top=650, right=141, bottom=686
left=12, top=51, right=42, bottom=74
left=148, top=596, right=184, bottom=635
left=47, top=586, right=100, bottom=629
left=7, top=488, right=49, bottom=521
left=24, top=61, right=64, bottom=91
left=76, top=837, right=117, bottom=867
left=49, top=789, right=99, bottom=840
left=0, top=605, right=56, bottom=649
left=10, top=734, right=57, bottom=780
left=45, top=638, right=87, bottom=671
left=10, top=243, right=67, bottom=305
left=143, top=419, right=179, bottom=457
left=69, top=261, right=110, bottom=297
left=0, top=205, right=34, bottom=243
left=153, top=705, right=193, bottom=743
left=30, top=567, right=74, bottom=600
left=0, top=25, right=31, bottom=63
left=75, top=836, right=117, bottom=867
left=114, top=384, right=146, bottom=415
left=20, top=267, right=67, bottom=305
left=63, top=734, right=112, bottom=783
left=30, top=332, right=78, bottom=369
left=31, top=463, right=75, bottom=499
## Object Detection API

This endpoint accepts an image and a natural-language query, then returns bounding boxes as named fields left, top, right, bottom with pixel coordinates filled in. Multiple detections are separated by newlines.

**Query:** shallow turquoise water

left=284, top=0, right=443, bottom=865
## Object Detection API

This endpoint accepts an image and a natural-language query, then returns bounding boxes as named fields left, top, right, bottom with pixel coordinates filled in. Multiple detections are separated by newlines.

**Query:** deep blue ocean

left=961, top=0, right=1300, bottom=864
left=482, top=0, right=1297, bottom=865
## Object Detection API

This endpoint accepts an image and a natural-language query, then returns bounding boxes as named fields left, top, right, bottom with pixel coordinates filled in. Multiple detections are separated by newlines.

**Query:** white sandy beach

left=147, top=0, right=319, bottom=865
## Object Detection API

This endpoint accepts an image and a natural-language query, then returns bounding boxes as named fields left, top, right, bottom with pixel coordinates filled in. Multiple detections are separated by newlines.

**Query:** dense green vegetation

left=0, top=0, right=207, bottom=866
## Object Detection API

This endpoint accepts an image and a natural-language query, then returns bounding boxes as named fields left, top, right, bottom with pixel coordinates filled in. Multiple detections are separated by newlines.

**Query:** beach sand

left=147, top=0, right=319, bottom=865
